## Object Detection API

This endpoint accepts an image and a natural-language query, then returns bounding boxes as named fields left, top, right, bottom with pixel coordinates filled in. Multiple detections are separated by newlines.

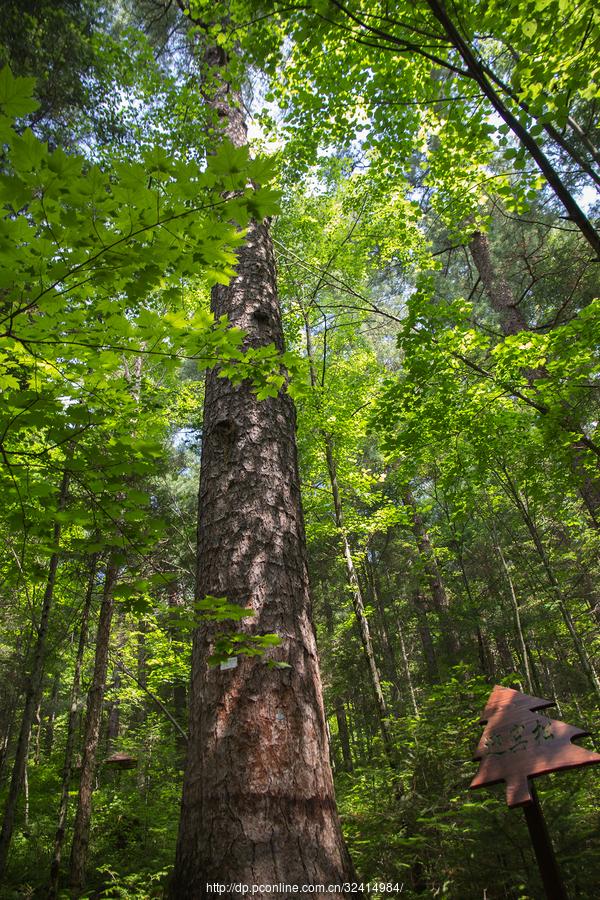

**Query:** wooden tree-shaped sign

left=470, top=685, right=600, bottom=899
left=470, top=684, right=600, bottom=806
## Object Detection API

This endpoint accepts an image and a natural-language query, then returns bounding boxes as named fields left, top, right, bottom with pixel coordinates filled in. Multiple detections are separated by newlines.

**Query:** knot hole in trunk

left=213, top=419, right=238, bottom=456
left=252, top=309, right=270, bottom=326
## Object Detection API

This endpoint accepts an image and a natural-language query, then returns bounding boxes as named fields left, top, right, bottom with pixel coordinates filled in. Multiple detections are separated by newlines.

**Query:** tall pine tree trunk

left=172, top=35, right=355, bottom=899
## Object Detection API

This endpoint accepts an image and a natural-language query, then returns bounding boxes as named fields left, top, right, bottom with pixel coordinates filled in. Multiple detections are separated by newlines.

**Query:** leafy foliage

left=1, top=2, right=599, bottom=898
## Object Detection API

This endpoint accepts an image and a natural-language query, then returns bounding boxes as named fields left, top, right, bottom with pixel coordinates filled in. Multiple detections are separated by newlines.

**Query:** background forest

left=0, top=1, right=599, bottom=898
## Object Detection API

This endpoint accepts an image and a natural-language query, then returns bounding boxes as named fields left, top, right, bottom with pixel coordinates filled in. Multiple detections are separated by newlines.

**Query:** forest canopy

left=0, top=1, right=599, bottom=898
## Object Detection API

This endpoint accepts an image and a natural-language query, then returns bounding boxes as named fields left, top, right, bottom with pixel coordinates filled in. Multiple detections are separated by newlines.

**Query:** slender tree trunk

left=106, top=617, right=124, bottom=753
left=325, top=442, right=395, bottom=765
left=412, top=590, right=439, bottom=684
left=326, top=719, right=336, bottom=774
left=565, top=116, right=600, bottom=168
left=476, top=626, right=494, bottom=679
left=346, top=700, right=363, bottom=765
left=371, top=569, right=419, bottom=715
left=301, top=306, right=394, bottom=764
left=496, top=544, right=534, bottom=693
left=533, top=644, right=559, bottom=711
left=396, top=616, right=419, bottom=716
left=43, top=672, right=60, bottom=758
left=33, top=696, right=42, bottom=765
left=106, top=683, right=120, bottom=750
left=454, top=547, right=494, bottom=678
left=0, top=469, right=69, bottom=879
left=115, top=659, right=187, bottom=744
left=495, top=632, right=515, bottom=674
left=135, top=617, right=147, bottom=726
left=552, top=641, right=588, bottom=720
left=363, top=563, right=402, bottom=705
left=69, top=558, right=119, bottom=894
left=426, top=0, right=600, bottom=256
left=168, top=583, right=188, bottom=755
left=0, top=711, right=14, bottom=784
left=579, top=567, right=600, bottom=625
left=547, top=651, right=567, bottom=714
left=507, top=482, right=600, bottom=699
left=0, top=684, right=19, bottom=784
left=524, top=639, right=543, bottom=696
left=334, top=697, right=354, bottom=773
left=321, top=580, right=353, bottom=774
left=403, top=491, right=459, bottom=660
left=556, top=526, right=600, bottom=624
left=49, top=555, right=98, bottom=899
left=172, top=32, right=356, bottom=898
left=413, top=589, right=440, bottom=684
left=469, top=232, right=527, bottom=336
left=23, top=766, right=29, bottom=830
left=471, top=229, right=600, bottom=523
left=559, top=443, right=598, bottom=522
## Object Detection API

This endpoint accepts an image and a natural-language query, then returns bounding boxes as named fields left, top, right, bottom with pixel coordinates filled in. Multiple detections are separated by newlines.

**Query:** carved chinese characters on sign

left=470, top=685, right=600, bottom=807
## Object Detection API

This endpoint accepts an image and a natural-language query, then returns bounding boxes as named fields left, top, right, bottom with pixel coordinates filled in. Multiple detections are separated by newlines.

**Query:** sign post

left=470, top=685, right=600, bottom=899
left=522, top=783, right=566, bottom=900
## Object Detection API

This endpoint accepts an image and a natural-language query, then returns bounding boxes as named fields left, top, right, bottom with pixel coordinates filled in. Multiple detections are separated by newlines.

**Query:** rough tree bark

left=469, top=231, right=527, bottom=336
left=172, top=33, right=356, bottom=899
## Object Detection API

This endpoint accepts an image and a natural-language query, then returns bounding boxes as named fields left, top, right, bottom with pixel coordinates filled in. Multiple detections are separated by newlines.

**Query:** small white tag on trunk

left=220, top=656, right=238, bottom=671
